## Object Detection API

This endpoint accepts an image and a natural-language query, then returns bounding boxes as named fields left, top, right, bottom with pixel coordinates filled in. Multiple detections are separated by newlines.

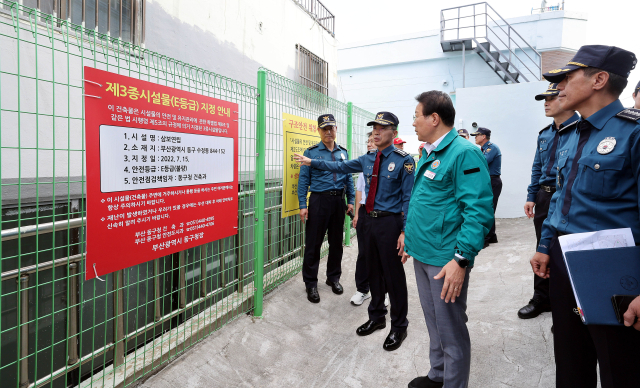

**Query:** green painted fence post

left=344, top=102, right=354, bottom=246
left=254, top=70, right=267, bottom=317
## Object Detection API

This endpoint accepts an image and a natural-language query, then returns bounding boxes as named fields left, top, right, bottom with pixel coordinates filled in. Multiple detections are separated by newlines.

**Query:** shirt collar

left=432, top=129, right=460, bottom=153
left=552, top=112, right=581, bottom=131
left=379, top=144, right=395, bottom=157
left=481, top=141, right=492, bottom=151
left=583, top=99, right=624, bottom=131
left=318, top=141, right=341, bottom=152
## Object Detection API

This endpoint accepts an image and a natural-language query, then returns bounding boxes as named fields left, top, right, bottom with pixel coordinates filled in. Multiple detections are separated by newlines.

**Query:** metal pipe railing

left=1, top=216, right=86, bottom=241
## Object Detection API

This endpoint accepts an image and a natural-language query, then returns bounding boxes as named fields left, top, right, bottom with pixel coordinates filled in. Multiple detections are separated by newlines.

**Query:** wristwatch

left=456, top=257, right=470, bottom=268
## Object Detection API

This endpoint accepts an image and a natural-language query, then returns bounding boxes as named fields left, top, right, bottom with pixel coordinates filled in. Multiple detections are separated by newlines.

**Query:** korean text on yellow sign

left=282, top=113, right=320, bottom=218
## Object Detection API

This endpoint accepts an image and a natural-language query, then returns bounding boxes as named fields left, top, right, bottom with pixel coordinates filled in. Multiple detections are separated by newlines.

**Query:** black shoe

left=383, top=329, right=407, bottom=351
left=483, top=241, right=490, bottom=249
left=551, top=325, right=554, bottom=334
left=408, top=376, right=443, bottom=388
left=306, top=287, right=320, bottom=303
left=487, top=235, right=498, bottom=244
left=356, top=320, right=386, bottom=336
left=517, top=298, right=551, bottom=319
left=325, top=280, right=344, bottom=295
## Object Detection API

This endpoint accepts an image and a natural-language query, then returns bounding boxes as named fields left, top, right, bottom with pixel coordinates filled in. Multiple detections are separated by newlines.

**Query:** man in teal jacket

left=404, top=91, right=494, bottom=388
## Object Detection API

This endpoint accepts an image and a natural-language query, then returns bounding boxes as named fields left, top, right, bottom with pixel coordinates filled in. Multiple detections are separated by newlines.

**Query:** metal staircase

left=440, top=2, right=542, bottom=84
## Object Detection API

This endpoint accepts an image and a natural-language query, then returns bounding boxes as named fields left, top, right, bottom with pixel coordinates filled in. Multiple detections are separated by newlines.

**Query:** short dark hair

left=582, top=67, right=628, bottom=97
left=415, top=91, right=455, bottom=127
left=366, top=131, right=373, bottom=137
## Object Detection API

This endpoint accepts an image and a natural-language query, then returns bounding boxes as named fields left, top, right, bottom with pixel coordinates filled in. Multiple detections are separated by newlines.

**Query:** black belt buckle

left=541, top=185, right=555, bottom=193
left=329, top=190, right=339, bottom=196
left=369, top=211, right=380, bottom=218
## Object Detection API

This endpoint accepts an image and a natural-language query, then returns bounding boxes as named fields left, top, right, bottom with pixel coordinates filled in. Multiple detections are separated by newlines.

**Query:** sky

left=321, top=0, right=640, bottom=107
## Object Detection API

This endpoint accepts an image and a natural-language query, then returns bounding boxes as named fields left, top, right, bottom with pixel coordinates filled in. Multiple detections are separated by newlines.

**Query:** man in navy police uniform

left=519, top=83, right=580, bottom=320
left=298, top=113, right=355, bottom=304
left=530, top=45, right=640, bottom=387
left=295, top=111, right=415, bottom=352
left=471, top=127, right=502, bottom=247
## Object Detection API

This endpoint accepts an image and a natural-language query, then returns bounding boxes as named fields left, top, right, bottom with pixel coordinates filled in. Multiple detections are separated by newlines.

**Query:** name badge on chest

left=424, top=170, right=436, bottom=180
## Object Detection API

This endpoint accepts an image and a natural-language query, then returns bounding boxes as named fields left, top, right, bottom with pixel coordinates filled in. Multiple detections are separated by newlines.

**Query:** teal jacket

left=404, top=129, right=494, bottom=268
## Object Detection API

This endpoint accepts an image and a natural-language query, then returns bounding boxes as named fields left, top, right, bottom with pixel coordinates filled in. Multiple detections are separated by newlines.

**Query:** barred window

left=296, top=44, right=328, bottom=96
left=10, top=0, right=145, bottom=44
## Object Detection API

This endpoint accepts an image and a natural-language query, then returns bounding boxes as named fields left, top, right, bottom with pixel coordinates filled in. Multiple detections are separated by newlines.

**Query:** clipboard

left=564, top=246, right=640, bottom=325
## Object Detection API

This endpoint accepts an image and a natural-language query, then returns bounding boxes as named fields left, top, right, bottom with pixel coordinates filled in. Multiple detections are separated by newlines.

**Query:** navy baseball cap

left=470, top=127, right=491, bottom=137
left=457, top=128, right=469, bottom=136
left=635, top=80, right=640, bottom=92
left=543, top=45, right=637, bottom=83
left=318, top=114, right=336, bottom=128
left=367, top=111, right=399, bottom=127
left=535, top=83, right=560, bottom=100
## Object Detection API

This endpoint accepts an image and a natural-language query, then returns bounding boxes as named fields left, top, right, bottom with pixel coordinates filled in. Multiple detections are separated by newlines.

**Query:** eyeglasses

left=413, top=114, right=424, bottom=122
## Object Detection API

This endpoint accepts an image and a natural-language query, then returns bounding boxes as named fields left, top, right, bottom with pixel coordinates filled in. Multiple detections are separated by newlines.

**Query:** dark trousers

left=531, top=189, right=552, bottom=303
left=361, top=212, right=408, bottom=332
left=354, top=206, right=369, bottom=294
left=485, top=176, right=502, bottom=242
left=549, top=236, right=640, bottom=388
left=302, top=193, right=346, bottom=288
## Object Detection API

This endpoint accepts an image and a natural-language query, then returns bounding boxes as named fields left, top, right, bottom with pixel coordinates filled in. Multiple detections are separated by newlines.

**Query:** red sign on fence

left=84, top=67, right=239, bottom=280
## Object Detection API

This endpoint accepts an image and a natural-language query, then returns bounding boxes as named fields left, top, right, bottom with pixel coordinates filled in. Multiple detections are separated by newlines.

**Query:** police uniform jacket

left=298, top=142, right=355, bottom=209
left=538, top=100, right=640, bottom=254
left=404, top=129, right=494, bottom=268
left=526, top=113, right=580, bottom=202
left=481, top=141, right=502, bottom=176
left=309, top=144, right=415, bottom=228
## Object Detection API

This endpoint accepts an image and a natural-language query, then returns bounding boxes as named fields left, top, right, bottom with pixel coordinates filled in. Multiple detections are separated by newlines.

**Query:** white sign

left=99, top=125, right=234, bottom=193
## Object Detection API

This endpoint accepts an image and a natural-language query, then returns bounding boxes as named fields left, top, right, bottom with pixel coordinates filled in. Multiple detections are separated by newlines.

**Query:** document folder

left=564, top=246, right=640, bottom=325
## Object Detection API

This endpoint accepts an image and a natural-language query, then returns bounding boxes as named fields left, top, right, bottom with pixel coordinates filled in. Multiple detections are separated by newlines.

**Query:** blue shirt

left=481, top=141, right=502, bottom=176
left=526, top=113, right=580, bottom=202
left=298, top=142, right=356, bottom=209
left=538, top=100, right=640, bottom=254
left=310, top=144, right=415, bottom=228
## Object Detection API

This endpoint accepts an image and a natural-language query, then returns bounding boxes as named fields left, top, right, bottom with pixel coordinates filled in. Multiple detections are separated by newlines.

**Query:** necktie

left=561, top=121, right=592, bottom=216
left=545, top=129, right=560, bottom=176
left=331, top=152, right=337, bottom=182
left=365, top=151, right=382, bottom=213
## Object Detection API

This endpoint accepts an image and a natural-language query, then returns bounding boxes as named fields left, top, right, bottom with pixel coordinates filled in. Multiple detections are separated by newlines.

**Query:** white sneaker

left=384, top=293, right=390, bottom=307
left=350, top=291, right=371, bottom=306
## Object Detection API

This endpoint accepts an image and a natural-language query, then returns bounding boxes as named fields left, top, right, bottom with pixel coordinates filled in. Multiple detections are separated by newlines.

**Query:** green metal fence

left=0, top=2, right=373, bottom=388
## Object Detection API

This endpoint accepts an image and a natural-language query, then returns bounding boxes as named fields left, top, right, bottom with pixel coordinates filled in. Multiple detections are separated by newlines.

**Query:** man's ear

left=431, top=112, right=441, bottom=127
left=592, top=71, right=610, bottom=92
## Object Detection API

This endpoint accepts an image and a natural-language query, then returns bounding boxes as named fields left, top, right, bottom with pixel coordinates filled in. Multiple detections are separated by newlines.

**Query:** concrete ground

left=141, top=218, right=564, bottom=388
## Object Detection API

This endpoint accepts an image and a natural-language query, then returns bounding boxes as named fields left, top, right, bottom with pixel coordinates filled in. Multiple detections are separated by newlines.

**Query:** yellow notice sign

left=282, top=113, right=320, bottom=218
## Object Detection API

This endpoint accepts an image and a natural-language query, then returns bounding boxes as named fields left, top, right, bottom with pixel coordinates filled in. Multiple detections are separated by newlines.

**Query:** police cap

left=318, top=114, right=337, bottom=128
left=635, top=80, right=640, bottom=93
left=470, top=127, right=491, bottom=137
left=535, top=83, right=560, bottom=100
left=367, top=111, right=399, bottom=127
left=457, top=128, right=469, bottom=136
left=543, top=45, right=637, bottom=83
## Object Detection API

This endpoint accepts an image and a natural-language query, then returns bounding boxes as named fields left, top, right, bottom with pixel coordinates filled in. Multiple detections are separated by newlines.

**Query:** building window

left=6, top=0, right=145, bottom=44
left=296, top=44, right=328, bottom=96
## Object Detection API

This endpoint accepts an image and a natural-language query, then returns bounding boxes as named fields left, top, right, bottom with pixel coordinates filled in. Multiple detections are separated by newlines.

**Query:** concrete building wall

left=456, top=81, right=550, bottom=218
left=146, top=0, right=339, bottom=97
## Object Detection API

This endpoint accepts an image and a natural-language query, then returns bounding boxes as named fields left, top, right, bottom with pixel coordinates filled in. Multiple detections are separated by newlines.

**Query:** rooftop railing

left=292, top=0, right=335, bottom=36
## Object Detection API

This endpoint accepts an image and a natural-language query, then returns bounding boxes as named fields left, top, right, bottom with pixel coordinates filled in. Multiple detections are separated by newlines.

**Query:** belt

left=490, top=175, right=501, bottom=178
left=311, top=190, right=343, bottom=196
left=541, top=185, right=556, bottom=193
left=366, top=211, right=399, bottom=218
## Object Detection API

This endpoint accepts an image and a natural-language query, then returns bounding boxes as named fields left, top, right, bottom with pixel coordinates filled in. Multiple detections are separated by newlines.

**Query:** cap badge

left=388, top=162, right=395, bottom=172
left=432, top=160, right=441, bottom=169
left=597, top=137, right=616, bottom=155
left=323, top=116, right=329, bottom=122
left=377, top=113, right=384, bottom=119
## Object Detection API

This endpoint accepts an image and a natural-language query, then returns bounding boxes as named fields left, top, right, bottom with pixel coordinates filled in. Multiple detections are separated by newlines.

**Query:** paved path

left=141, top=218, right=567, bottom=388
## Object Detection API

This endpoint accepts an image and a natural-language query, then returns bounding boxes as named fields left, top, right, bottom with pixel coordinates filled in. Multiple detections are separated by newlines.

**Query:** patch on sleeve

left=463, top=167, right=480, bottom=175
left=616, top=109, right=640, bottom=122
left=404, top=162, right=415, bottom=174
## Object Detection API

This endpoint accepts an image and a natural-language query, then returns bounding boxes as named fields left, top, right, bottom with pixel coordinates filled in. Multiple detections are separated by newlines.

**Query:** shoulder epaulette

left=393, top=148, right=409, bottom=157
left=616, top=108, right=640, bottom=122
left=538, top=123, right=552, bottom=135
left=558, top=119, right=579, bottom=134
left=307, top=144, right=319, bottom=150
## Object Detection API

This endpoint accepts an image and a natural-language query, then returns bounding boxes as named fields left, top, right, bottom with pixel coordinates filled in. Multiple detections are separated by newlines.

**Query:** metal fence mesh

left=0, top=2, right=374, bottom=388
